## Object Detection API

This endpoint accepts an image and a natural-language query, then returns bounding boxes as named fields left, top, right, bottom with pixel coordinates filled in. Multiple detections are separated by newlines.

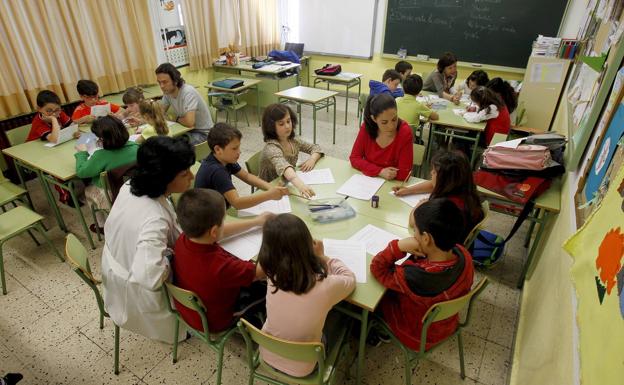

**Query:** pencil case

left=307, top=197, right=355, bottom=223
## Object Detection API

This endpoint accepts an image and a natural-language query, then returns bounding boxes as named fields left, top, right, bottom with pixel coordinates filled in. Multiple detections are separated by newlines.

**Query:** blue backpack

left=267, top=50, right=300, bottom=63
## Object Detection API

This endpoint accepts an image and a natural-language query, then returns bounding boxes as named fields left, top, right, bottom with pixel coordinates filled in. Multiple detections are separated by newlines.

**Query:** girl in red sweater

left=349, top=93, right=413, bottom=180
left=463, top=86, right=511, bottom=146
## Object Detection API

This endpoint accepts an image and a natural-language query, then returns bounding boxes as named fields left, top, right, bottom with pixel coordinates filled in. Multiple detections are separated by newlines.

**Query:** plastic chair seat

left=0, top=206, right=43, bottom=239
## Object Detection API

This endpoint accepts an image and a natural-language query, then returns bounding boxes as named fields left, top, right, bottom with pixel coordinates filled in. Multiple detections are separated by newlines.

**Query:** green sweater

left=74, top=142, right=139, bottom=188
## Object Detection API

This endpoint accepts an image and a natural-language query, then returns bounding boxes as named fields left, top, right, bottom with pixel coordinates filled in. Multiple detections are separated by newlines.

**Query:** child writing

left=464, top=86, right=511, bottom=145
left=195, top=123, right=289, bottom=209
left=74, top=115, right=139, bottom=233
left=71, top=79, right=122, bottom=124
left=369, top=69, right=404, bottom=98
left=173, top=188, right=271, bottom=333
left=27, top=90, right=75, bottom=142
left=370, top=198, right=474, bottom=351
left=423, top=52, right=461, bottom=104
left=396, top=74, right=439, bottom=126
left=134, top=99, right=169, bottom=144
left=258, top=213, right=356, bottom=377
left=119, top=87, right=145, bottom=126
left=350, top=93, right=413, bottom=180
left=392, top=150, right=484, bottom=241
left=258, top=104, right=324, bottom=199
left=486, top=77, right=518, bottom=114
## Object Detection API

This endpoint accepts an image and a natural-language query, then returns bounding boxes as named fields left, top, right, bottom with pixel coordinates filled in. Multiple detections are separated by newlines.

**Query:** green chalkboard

left=383, top=0, right=568, bottom=68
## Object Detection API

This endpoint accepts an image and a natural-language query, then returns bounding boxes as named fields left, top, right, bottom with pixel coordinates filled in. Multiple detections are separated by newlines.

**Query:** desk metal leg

left=356, top=309, right=369, bottom=385
left=326, top=82, right=330, bottom=113
left=332, top=96, right=337, bottom=144
left=344, top=84, right=349, bottom=125
left=470, top=132, right=482, bottom=168
left=424, top=123, right=437, bottom=176
left=356, top=80, right=362, bottom=121
left=517, top=209, right=549, bottom=288
left=524, top=213, right=538, bottom=248
left=313, top=102, right=318, bottom=144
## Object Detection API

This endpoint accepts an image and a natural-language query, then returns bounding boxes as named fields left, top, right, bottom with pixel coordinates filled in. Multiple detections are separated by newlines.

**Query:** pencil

left=400, top=170, right=412, bottom=188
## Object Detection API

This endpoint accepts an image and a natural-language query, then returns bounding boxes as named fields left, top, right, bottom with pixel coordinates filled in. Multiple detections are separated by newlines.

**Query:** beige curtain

left=0, top=0, right=157, bottom=119
left=180, top=0, right=280, bottom=70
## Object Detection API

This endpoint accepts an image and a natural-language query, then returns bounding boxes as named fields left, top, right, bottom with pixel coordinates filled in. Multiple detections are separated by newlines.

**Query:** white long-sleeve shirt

left=463, top=104, right=500, bottom=123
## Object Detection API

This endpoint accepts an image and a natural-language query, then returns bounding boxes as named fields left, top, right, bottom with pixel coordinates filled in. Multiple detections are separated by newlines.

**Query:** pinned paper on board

left=530, top=62, right=564, bottom=83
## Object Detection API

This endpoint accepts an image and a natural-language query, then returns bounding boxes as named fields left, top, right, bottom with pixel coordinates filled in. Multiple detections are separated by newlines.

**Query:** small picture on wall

left=160, top=0, right=175, bottom=12
left=161, top=26, right=187, bottom=49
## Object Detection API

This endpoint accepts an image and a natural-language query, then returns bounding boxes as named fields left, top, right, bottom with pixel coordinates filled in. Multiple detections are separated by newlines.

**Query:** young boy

left=396, top=74, right=439, bottom=126
left=369, top=69, right=404, bottom=98
left=194, top=123, right=289, bottom=209
left=71, top=79, right=122, bottom=124
left=172, top=188, right=270, bottom=333
left=27, top=90, right=74, bottom=142
left=395, top=60, right=413, bottom=81
left=370, top=198, right=474, bottom=350
left=119, top=87, right=145, bottom=126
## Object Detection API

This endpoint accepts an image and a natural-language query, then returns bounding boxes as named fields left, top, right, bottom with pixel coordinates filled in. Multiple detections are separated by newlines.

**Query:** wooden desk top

left=420, top=91, right=486, bottom=132
left=275, top=86, right=339, bottom=104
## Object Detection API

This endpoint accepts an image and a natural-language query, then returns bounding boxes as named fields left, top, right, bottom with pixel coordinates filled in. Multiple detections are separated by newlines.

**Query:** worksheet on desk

left=323, top=239, right=367, bottom=283
left=348, top=224, right=401, bottom=255
left=237, top=195, right=292, bottom=217
left=336, top=174, right=384, bottom=200
left=91, top=104, right=111, bottom=117
left=389, top=191, right=430, bottom=208
left=295, top=168, right=335, bottom=185
left=220, top=227, right=263, bottom=261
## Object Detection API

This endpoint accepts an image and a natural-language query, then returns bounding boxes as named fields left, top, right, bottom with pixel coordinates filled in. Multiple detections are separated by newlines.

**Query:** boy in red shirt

left=173, top=188, right=271, bottom=333
left=27, top=90, right=73, bottom=142
left=71, top=79, right=122, bottom=124
left=370, top=198, right=474, bottom=350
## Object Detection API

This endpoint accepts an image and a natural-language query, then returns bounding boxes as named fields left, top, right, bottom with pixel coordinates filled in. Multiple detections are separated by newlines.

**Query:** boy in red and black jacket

left=370, top=197, right=474, bottom=350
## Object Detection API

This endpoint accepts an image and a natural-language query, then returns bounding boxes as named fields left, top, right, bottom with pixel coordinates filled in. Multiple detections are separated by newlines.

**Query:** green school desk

left=275, top=86, right=338, bottom=144
left=2, top=123, right=192, bottom=249
left=205, top=77, right=262, bottom=126
left=421, top=91, right=486, bottom=168
left=312, top=72, right=362, bottom=125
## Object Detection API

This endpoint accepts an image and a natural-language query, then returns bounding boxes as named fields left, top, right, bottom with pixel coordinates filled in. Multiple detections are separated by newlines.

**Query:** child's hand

left=75, top=143, right=87, bottom=152
left=267, top=186, right=289, bottom=200
left=451, top=94, right=461, bottom=105
left=298, top=158, right=316, bottom=172
left=124, top=116, right=143, bottom=127
left=42, top=115, right=57, bottom=124
left=397, top=237, right=424, bottom=256
left=392, top=186, right=409, bottom=196
left=72, top=131, right=82, bottom=139
left=298, top=184, right=315, bottom=199
left=256, top=212, right=275, bottom=225
left=379, top=167, right=398, bottom=180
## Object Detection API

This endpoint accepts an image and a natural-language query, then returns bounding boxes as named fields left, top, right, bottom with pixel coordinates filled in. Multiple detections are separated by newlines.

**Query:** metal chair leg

left=114, top=324, right=120, bottom=375
left=0, top=244, right=6, bottom=295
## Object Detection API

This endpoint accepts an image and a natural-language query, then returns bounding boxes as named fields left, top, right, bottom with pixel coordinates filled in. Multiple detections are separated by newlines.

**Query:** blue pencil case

left=308, top=197, right=355, bottom=223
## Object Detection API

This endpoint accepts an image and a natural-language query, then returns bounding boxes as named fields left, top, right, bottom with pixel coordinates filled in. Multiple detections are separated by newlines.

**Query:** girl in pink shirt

left=257, top=214, right=356, bottom=377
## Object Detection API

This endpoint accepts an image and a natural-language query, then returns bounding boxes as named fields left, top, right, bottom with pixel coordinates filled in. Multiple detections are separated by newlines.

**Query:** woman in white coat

left=102, top=136, right=195, bottom=343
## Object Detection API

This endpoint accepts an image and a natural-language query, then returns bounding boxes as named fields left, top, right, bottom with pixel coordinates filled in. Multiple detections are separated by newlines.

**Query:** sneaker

left=366, top=330, right=382, bottom=347
left=89, top=223, right=105, bottom=235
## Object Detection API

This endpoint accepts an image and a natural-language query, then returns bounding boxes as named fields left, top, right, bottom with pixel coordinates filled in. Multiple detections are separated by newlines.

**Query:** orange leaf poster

left=564, top=162, right=624, bottom=385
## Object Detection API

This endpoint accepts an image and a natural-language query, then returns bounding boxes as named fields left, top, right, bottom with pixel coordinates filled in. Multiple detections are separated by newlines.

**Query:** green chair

left=0, top=173, right=33, bottom=210
left=358, top=93, right=369, bottom=126
left=208, top=92, right=250, bottom=128
left=237, top=317, right=350, bottom=385
left=490, top=132, right=509, bottom=146
left=194, top=141, right=211, bottom=162
left=368, top=278, right=489, bottom=385
left=0, top=206, right=62, bottom=295
left=245, top=151, right=263, bottom=193
left=65, top=234, right=120, bottom=374
left=6, top=124, right=31, bottom=146
left=412, top=143, right=426, bottom=178
left=463, top=201, right=490, bottom=248
left=163, top=281, right=238, bottom=385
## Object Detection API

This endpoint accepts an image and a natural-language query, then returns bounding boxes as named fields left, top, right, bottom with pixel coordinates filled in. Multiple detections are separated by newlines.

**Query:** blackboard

left=383, top=0, right=568, bottom=68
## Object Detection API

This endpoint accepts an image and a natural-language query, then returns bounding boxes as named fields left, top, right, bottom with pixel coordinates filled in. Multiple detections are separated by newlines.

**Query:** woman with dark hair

left=423, top=52, right=461, bottom=104
left=349, top=93, right=413, bottom=180
left=101, top=136, right=195, bottom=343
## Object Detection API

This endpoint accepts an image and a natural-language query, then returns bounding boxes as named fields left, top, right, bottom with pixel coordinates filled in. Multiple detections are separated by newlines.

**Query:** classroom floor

left=0, top=97, right=524, bottom=385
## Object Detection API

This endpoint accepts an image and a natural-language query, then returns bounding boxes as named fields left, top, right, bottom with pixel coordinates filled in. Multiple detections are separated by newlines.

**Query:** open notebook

left=44, top=124, right=78, bottom=147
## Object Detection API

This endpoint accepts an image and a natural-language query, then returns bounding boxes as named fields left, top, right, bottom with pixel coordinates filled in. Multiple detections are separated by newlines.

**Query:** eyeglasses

left=43, top=108, right=62, bottom=114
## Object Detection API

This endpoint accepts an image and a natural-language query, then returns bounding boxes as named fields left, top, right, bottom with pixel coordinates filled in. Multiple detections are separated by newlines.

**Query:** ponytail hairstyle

left=363, top=93, right=401, bottom=139
left=470, top=86, right=504, bottom=115
left=486, top=77, right=518, bottom=113
left=139, top=99, right=169, bottom=136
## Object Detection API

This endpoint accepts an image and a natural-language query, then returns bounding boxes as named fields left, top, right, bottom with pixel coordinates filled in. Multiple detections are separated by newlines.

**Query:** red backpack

left=314, top=64, right=342, bottom=76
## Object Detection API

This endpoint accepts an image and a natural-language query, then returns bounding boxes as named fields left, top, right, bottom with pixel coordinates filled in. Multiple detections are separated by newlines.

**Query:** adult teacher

left=156, top=62, right=213, bottom=145
left=423, top=52, right=461, bottom=105
left=101, top=136, right=195, bottom=343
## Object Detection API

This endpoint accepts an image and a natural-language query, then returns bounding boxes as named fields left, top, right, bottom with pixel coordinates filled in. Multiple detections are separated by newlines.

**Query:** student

left=258, top=213, right=356, bottom=377
left=120, top=87, right=145, bottom=126
left=369, top=69, right=404, bottom=98
left=395, top=60, right=413, bottom=81
left=350, top=93, right=413, bottom=180
left=396, top=74, right=439, bottom=126
left=135, top=99, right=169, bottom=144
left=486, top=77, right=518, bottom=114
left=173, top=188, right=271, bottom=333
left=156, top=62, right=213, bottom=145
left=259, top=104, right=323, bottom=199
left=71, top=79, right=122, bottom=124
left=194, top=123, right=289, bottom=209
left=75, top=115, right=139, bottom=233
left=464, top=86, right=511, bottom=145
left=423, top=52, right=460, bottom=104
left=27, top=90, right=74, bottom=142
left=392, top=150, right=484, bottom=241
left=462, top=70, right=490, bottom=94
left=370, top=198, right=474, bottom=350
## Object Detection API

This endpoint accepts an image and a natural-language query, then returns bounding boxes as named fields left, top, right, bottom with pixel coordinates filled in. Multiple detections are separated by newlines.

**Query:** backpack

left=314, top=64, right=342, bottom=76
left=469, top=230, right=505, bottom=268
left=267, top=50, right=300, bottom=63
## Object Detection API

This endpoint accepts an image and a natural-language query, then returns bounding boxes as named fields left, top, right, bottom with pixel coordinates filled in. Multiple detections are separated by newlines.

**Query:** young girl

left=75, top=115, right=139, bottom=233
left=258, top=104, right=324, bottom=198
left=350, top=93, right=413, bottom=181
left=120, top=87, right=145, bottom=126
left=463, top=86, right=511, bottom=145
left=423, top=52, right=461, bottom=104
left=486, top=77, right=518, bottom=114
left=393, top=150, right=484, bottom=241
left=258, top=213, right=356, bottom=377
left=135, top=99, right=169, bottom=143
left=461, top=70, right=489, bottom=94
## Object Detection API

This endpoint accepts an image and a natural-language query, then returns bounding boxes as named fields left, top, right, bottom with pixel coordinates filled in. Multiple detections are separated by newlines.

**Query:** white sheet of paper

left=166, top=120, right=176, bottom=127
left=389, top=191, right=430, bottom=208
left=492, top=138, right=523, bottom=149
left=44, top=124, right=78, bottom=147
left=91, top=104, right=111, bottom=117
left=129, top=134, right=141, bottom=142
left=220, top=227, right=263, bottom=261
left=238, top=195, right=292, bottom=217
left=336, top=174, right=384, bottom=200
left=348, top=224, right=401, bottom=256
left=295, top=168, right=335, bottom=185
left=323, top=238, right=367, bottom=283
left=530, top=62, right=564, bottom=83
